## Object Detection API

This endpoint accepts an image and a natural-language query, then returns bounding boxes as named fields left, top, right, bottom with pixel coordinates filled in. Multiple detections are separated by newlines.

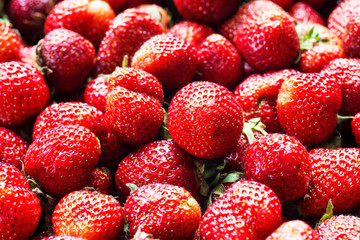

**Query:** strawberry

left=235, top=11, right=300, bottom=72
left=196, top=33, right=243, bottom=90
left=167, top=81, right=244, bottom=159
left=124, top=183, right=201, bottom=239
left=300, top=148, right=360, bottom=217
left=320, top=58, right=360, bottom=116
left=94, top=8, right=164, bottom=75
left=44, top=0, right=115, bottom=48
left=316, top=215, right=360, bottom=239
left=0, top=21, right=22, bottom=63
left=38, top=28, right=96, bottom=93
left=131, top=33, right=198, bottom=93
left=0, top=127, right=29, bottom=170
left=352, top=112, right=360, bottom=147
left=200, top=180, right=282, bottom=240
left=88, top=166, right=114, bottom=195
left=288, top=2, right=325, bottom=25
left=0, top=162, right=42, bottom=240
left=25, top=125, right=101, bottom=198
left=276, top=72, right=342, bottom=146
left=52, top=190, right=125, bottom=240
left=266, top=220, right=319, bottom=240
left=0, top=61, right=50, bottom=128
left=297, top=0, right=327, bottom=10
left=84, top=75, right=109, bottom=113
left=244, top=133, right=311, bottom=203
left=343, top=15, right=360, bottom=58
left=43, top=237, right=87, bottom=240
left=102, top=0, right=126, bottom=12
left=115, top=140, right=200, bottom=203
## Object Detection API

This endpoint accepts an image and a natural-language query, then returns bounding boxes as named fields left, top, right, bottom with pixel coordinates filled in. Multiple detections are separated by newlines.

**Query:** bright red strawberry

left=167, top=81, right=244, bottom=159
left=352, top=112, right=360, bottom=147
left=235, top=11, right=300, bottom=72
left=84, top=75, right=109, bottom=113
left=196, top=33, right=243, bottom=90
left=316, top=215, right=360, bottom=239
left=343, top=15, right=360, bottom=58
left=115, top=140, right=200, bottom=203
left=276, top=72, right=342, bottom=146
left=300, top=148, right=360, bottom=217
left=200, top=180, right=282, bottom=240
left=25, top=125, right=101, bottom=198
left=88, top=166, right=114, bottom=195
left=52, top=190, right=124, bottom=240
left=131, top=33, right=198, bottom=93
left=39, top=28, right=96, bottom=93
left=95, top=8, right=164, bottom=75
left=288, top=2, right=325, bottom=25
left=266, top=220, right=319, bottom=240
left=0, top=127, right=29, bottom=170
left=124, top=183, right=201, bottom=239
left=105, top=87, right=164, bottom=145
left=0, top=22, right=22, bottom=63
left=0, top=162, right=42, bottom=240
left=244, top=133, right=311, bottom=203
left=0, top=61, right=50, bottom=127
left=44, top=0, right=115, bottom=48
left=320, top=58, right=360, bottom=116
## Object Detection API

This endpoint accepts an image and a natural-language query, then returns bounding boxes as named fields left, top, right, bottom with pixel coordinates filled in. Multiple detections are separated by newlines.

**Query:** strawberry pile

left=2, top=0, right=360, bottom=239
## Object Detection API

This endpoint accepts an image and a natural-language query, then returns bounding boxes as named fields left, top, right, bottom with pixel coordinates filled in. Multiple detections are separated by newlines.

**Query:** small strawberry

left=343, top=15, right=360, bottom=58
left=84, top=75, right=109, bottom=113
left=0, top=21, right=22, bottom=63
left=266, top=220, right=319, bottom=240
left=288, top=2, right=325, bottom=25
left=167, top=81, right=244, bottom=159
left=316, top=215, right=360, bottom=239
left=200, top=180, right=282, bottom=240
left=88, top=166, right=114, bottom=195
left=124, top=183, right=201, bottom=239
left=0, top=162, right=42, bottom=240
left=38, top=28, right=96, bottom=93
left=352, top=112, right=360, bottom=147
left=52, top=190, right=125, bottom=240
left=131, top=33, right=198, bottom=93
left=25, top=125, right=101, bottom=198
left=276, top=72, right=342, bottom=146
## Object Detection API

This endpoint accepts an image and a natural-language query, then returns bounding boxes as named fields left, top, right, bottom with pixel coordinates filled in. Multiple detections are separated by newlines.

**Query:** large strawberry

left=0, top=21, right=22, bottom=63
left=316, top=215, right=360, bottom=239
left=0, top=162, right=42, bottom=240
left=0, top=61, right=50, bottom=128
left=167, top=81, right=244, bottom=159
left=124, top=183, right=201, bottom=239
left=200, top=180, right=282, bottom=240
left=52, top=190, right=124, bottom=240
left=276, top=72, right=342, bottom=146
left=266, top=220, right=319, bottom=240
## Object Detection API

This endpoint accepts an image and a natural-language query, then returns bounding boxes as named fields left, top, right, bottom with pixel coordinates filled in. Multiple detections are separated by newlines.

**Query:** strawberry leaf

left=315, top=199, right=334, bottom=230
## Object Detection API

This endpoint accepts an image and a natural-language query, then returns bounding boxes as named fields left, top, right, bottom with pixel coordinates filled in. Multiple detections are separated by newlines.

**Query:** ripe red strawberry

left=244, top=133, right=311, bottom=203
left=43, top=236, right=87, bottom=240
left=352, top=112, right=360, bottom=147
left=95, top=8, right=164, bottom=75
left=288, top=2, right=325, bottom=25
left=88, top=166, right=114, bottom=195
left=0, top=162, right=42, bottom=240
left=320, top=58, right=360, bottom=116
left=115, top=140, right=200, bottom=203
left=131, top=33, right=198, bottom=93
left=266, top=220, right=319, bottom=240
left=235, top=11, right=300, bottom=72
left=124, top=183, right=201, bottom=239
left=52, top=190, right=125, bottom=240
left=84, top=75, right=109, bottom=113
left=0, top=61, right=50, bottom=127
left=276, top=72, right=342, bottom=146
left=44, top=0, right=115, bottom=48
left=316, top=215, right=360, bottom=239
left=200, top=180, right=282, bottom=240
left=0, top=22, right=22, bottom=63
left=343, top=15, right=360, bottom=58
left=167, top=81, right=244, bottom=159
left=39, top=28, right=96, bottom=93
left=196, top=33, right=243, bottom=90
left=25, top=125, right=101, bottom=198
left=300, top=148, right=360, bottom=217
left=0, top=127, right=29, bottom=170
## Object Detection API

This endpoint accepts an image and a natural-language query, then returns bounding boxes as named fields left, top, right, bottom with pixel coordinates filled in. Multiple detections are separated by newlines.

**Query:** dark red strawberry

left=84, top=75, right=109, bottom=113
left=352, top=112, right=360, bottom=147
left=288, top=2, right=325, bottom=25
left=88, top=166, right=114, bottom=195
left=271, top=0, right=294, bottom=9
left=316, top=215, right=360, bottom=239
left=102, top=0, right=126, bottom=12
left=0, top=21, right=22, bottom=63
left=266, top=220, right=319, bottom=240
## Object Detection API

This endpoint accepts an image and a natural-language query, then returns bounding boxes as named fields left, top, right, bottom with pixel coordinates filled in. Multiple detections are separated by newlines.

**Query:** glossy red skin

left=44, top=0, right=115, bottom=48
left=124, top=183, right=201, bottom=240
left=0, top=61, right=50, bottom=127
left=235, top=12, right=300, bottom=72
left=0, top=163, right=41, bottom=240
left=25, top=125, right=101, bottom=199
left=95, top=8, right=164, bottom=75
left=301, top=148, right=360, bottom=217
left=40, top=28, right=96, bottom=93
left=266, top=220, right=319, bottom=240
left=0, top=127, right=29, bottom=170
left=352, top=113, right=360, bottom=147
left=167, top=81, right=244, bottom=159
left=200, top=180, right=282, bottom=240
left=131, top=33, right=198, bottom=93
left=89, top=166, right=114, bottom=195
left=320, top=58, right=360, bottom=116
left=344, top=15, right=360, bottom=58
left=84, top=75, right=109, bottom=113
left=115, top=140, right=200, bottom=203
left=52, top=190, right=124, bottom=240
left=244, top=133, right=311, bottom=203
left=0, top=22, right=22, bottom=63
left=196, top=33, right=243, bottom=90
left=288, top=2, right=325, bottom=25
left=316, top=215, right=360, bottom=239
left=276, top=73, right=342, bottom=146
